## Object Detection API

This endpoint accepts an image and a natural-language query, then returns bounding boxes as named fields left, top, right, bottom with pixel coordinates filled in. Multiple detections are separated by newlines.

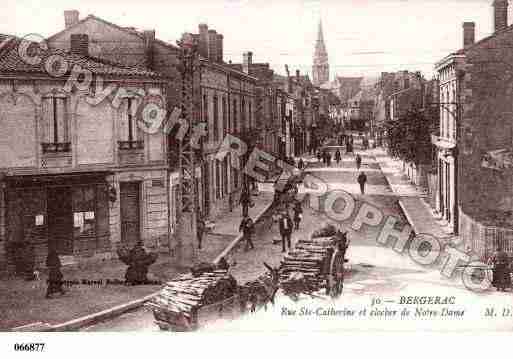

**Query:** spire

left=312, top=19, right=329, bottom=86
left=315, top=20, right=327, bottom=56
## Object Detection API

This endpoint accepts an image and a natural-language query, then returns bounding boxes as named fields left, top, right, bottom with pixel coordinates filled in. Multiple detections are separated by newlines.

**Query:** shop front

left=3, top=172, right=111, bottom=274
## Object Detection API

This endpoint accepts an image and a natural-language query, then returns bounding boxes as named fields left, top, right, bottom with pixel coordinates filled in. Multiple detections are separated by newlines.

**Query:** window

left=119, top=97, right=143, bottom=150
left=223, top=157, right=228, bottom=196
left=215, top=160, right=221, bottom=199
left=42, top=96, right=70, bottom=153
left=241, top=98, right=246, bottom=131
left=222, top=97, right=227, bottom=137
left=248, top=101, right=252, bottom=130
left=213, top=95, right=219, bottom=142
left=203, top=93, right=209, bottom=141
left=72, top=186, right=96, bottom=238
left=233, top=99, right=237, bottom=133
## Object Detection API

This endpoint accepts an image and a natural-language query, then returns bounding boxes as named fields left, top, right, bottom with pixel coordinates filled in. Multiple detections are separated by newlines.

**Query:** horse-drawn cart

left=279, top=225, right=349, bottom=300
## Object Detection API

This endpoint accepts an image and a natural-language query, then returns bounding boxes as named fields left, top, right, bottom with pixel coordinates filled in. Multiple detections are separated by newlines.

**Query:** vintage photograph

left=1, top=0, right=513, bottom=343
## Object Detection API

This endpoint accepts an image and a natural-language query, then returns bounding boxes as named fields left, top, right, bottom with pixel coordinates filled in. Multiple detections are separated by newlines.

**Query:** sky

left=1, top=0, right=506, bottom=79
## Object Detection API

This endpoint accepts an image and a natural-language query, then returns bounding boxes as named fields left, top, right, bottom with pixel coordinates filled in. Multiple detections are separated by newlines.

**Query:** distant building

left=312, top=20, right=329, bottom=86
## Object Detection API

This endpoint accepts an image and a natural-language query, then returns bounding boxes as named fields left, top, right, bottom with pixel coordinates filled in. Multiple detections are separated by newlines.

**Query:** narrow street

left=83, top=143, right=513, bottom=331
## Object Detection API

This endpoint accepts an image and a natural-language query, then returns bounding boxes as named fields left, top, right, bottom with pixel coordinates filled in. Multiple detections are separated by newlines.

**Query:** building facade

left=0, top=35, right=167, bottom=274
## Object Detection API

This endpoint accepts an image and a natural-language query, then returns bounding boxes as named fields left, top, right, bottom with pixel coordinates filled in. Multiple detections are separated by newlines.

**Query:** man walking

left=240, top=187, right=251, bottom=217
left=335, top=149, right=341, bottom=166
left=197, top=215, right=205, bottom=250
left=239, top=214, right=255, bottom=251
left=326, top=152, right=332, bottom=167
left=292, top=200, right=303, bottom=230
left=279, top=210, right=293, bottom=253
left=355, top=154, right=362, bottom=170
left=357, top=171, right=367, bottom=195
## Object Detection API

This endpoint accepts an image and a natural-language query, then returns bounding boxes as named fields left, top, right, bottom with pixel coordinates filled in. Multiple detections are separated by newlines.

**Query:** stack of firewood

left=279, top=236, right=336, bottom=294
left=148, top=270, right=237, bottom=319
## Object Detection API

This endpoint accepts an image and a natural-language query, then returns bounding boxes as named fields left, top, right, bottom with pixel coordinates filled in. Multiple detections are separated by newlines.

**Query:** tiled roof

left=0, top=35, right=161, bottom=78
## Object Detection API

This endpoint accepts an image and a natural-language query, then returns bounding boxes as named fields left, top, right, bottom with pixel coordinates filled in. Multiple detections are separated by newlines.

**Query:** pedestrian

left=239, top=214, right=255, bottom=251
left=298, top=158, right=305, bottom=170
left=279, top=211, right=293, bottom=253
left=240, top=187, right=251, bottom=217
left=326, top=152, right=332, bottom=167
left=45, top=248, right=65, bottom=299
left=335, top=149, right=341, bottom=165
left=355, top=154, right=362, bottom=170
left=357, top=171, right=367, bottom=195
left=490, top=245, right=511, bottom=291
left=316, top=150, right=322, bottom=163
left=197, top=215, right=205, bottom=250
left=292, top=200, right=303, bottom=230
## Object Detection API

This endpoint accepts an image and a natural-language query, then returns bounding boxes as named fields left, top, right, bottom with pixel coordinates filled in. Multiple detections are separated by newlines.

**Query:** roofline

left=0, top=72, right=167, bottom=83
left=201, top=59, right=258, bottom=81
left=46, top=14, right=179, bottom=51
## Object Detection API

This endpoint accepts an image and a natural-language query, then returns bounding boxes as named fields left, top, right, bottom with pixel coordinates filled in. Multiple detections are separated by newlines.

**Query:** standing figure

left=491, top=246, right=511, bottom=291
left=240, top=187, right=251, bottom=217
left=197, top=215, right=205, bottom=250
left=357, top=171, right=367, bottom=195
left=335, top=149, right=341, bottom=165
left=46, top=248, right=65, bottom=299
left=279, top=211, right=293, bottom=253
left=239, top=214, right=255, bottom=251
left=298, top=158, right=305, bottom=171
left=316, top=151, right=322, bottom=163
left=326, top=152, right=332, bottom=167
left=292, top=201, right=303, bottom=230
left=355, top=154, right=362, bottom=170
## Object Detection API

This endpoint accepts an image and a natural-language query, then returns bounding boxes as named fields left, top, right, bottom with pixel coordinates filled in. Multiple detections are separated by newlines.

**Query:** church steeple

left=312, top=19, right=329, bottom=86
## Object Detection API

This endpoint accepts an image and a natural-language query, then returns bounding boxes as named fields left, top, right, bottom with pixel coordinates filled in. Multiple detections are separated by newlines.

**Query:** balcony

left=118, top=140, right=144, bottom=165
left=42, top=142, right=71, bottom=153
left=118, top=140, right=144, bottom=150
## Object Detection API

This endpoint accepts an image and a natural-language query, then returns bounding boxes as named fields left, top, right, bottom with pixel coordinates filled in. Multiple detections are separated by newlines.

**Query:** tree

left=385, top=106, right=434, bottom=166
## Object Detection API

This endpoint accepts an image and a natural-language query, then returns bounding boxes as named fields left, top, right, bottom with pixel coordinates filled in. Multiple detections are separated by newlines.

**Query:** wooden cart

left=149, top=295, right=240, bottom=331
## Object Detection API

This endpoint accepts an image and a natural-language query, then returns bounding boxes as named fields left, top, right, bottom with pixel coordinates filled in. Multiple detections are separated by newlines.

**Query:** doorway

left=47, top=187, right=73, bottom=255
left=120, top=182, right=141, bottom=246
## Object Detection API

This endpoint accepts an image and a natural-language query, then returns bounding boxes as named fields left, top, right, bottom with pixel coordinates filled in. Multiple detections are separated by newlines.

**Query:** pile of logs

left=149, top=270, right=237, bottom=319
left=279, top=237, right=336, bottom=296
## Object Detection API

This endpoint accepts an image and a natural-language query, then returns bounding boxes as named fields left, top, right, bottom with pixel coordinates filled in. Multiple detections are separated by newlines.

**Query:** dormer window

left=42, top=95, right=71, bottom=153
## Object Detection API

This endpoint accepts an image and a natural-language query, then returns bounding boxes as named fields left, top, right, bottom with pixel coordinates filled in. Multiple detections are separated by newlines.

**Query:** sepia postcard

left=1, top=0, right=513, bottom=355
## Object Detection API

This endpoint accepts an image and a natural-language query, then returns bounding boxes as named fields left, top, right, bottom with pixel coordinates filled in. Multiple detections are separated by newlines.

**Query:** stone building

left=435, top=0, right=513, bottom=258
left=47, top=14, right=258, bottom=247
left=312, top=20, right=329, bottom=86
left=0, top=34, right=167, bottom=275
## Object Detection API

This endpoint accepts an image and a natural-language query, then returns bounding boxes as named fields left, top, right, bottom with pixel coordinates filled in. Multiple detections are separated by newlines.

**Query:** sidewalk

left=370, top=148, right=454, bottom=241
left=3, top=189, right=275, bottom=331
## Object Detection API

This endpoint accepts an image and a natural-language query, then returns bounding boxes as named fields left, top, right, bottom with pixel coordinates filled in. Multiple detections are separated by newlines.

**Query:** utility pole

left=176, top=34, right=200, bottom=267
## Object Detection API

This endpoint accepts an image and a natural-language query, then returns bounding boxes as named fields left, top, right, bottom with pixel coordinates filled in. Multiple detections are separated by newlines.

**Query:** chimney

left=216, top=34, right=224, bottom=63
left=64, top=10, right=79, bottom=29
left=143, top=30, right=155, bottom=70
left=70, top=34, right=89, bottom=57
left=463, top=22, right=475, bottom=48
left=207, top=29, right=217, bottom=62
left=198, top=24, right=208, bottom=58
left=493, top=0, right=509, bottom=33
left=243, top=51, right=253, bottom=74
